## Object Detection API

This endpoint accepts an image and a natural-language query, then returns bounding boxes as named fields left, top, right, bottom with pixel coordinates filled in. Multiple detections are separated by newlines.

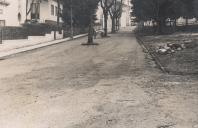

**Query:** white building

left=0, top=0, right=63, bottom=27
left=96, top=0, right=131, bottom=31
left=120, top=0, right=131, bottom=27
left=0, top=0, right=10, bottom=26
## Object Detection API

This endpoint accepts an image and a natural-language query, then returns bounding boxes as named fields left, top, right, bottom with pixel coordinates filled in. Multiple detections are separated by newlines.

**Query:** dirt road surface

left=0, top=27, right=197, bottom=128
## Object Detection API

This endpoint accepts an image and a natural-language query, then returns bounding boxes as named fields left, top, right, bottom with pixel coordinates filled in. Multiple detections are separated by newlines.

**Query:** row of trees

left=100, top=0, right=123, bottom=35
left=25, top=0, right=123, bottom=43
left=62, top=0, right=99, bottom=44
left=109, top=0, right=123, bottom=33
left=131, top=0, right=198, bottom=33
left=61, top=0, right=123, bottom=44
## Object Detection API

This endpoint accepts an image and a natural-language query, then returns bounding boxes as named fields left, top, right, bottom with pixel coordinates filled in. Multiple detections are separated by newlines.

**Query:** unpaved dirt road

left=0, top=27, right=197, bottom=128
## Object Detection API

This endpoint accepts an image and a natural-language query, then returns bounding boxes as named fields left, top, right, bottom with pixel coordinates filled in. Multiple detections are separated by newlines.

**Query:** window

left=51, top=5, right=54, bottom=15
left=0, top=20, right=5, bottom=26
left=55, top=6, right=58, bottom=16
left=31, top=3, right=40, bottom=19
left=0, top=9, right=3, bottom=14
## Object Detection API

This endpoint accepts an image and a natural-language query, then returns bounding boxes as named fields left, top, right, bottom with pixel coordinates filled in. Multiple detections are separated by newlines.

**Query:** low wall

left=0, top=25, right=63, bottom=42
left=0, top=24, right=89, bottom=42
left=0, top=27, right=28, bottom=40
left=1, top=31, right=64, bottom=51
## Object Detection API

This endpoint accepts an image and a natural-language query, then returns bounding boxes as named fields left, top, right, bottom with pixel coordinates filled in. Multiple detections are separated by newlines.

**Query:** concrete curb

left=135, top=34, right=168, bottom=74
left=0, top=33, right=88, bottom=60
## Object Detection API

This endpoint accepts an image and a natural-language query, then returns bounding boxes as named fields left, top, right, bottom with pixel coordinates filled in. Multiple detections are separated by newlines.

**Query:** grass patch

left=140, top=32, right=198, bottom=75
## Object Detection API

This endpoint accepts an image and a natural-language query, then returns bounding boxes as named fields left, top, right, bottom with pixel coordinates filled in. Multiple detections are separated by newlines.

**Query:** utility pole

left=57, top=0, right=60, bottom=27
left=0, top=27, right=2, bottom=44
left=57, top=0, right=60, bottom=33
left=26, top=0, right=28, bottom=22
left=70, top=0, right=73, bottom=39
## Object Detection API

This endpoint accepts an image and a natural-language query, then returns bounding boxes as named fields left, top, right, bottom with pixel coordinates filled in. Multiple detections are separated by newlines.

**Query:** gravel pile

left=156, top=40, right=196, bottom=54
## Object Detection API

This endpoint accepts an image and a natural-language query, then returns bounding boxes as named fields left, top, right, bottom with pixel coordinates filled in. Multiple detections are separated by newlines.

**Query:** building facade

left=0, top=0, right=63, bottom=27
left=0, top=0, right=10, bottom=26
left=120, top=0, right=131, bottom=27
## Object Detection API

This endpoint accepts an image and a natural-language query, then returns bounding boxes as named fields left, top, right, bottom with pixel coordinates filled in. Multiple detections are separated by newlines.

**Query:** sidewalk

left=0, top=33, right=87, bottom=59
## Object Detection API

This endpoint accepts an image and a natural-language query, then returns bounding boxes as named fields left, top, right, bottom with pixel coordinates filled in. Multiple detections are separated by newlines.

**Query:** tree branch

left=100, top=0, right=105, bottom=9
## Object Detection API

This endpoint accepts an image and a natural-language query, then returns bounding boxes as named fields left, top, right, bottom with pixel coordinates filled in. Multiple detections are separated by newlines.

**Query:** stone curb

left=135, top=34, right=168, bottom=74
left=0, top=33, right=88, bottom=60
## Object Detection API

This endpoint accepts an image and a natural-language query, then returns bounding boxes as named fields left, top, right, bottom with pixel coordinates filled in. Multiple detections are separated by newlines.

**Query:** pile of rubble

left=156, top=40, right=194, bottom=55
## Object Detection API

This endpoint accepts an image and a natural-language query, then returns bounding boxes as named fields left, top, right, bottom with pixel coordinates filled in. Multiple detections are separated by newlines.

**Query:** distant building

left=0, top=0, right=63, bottom=27
left=177, top=17, right=197, bottom=26
left=120, top=0, right=131, bottom=27
left=96, top=0, right=132, bottom=31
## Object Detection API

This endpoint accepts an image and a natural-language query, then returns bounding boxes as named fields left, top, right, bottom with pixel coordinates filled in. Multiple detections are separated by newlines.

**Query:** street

left=0, top=27, right=197, bottom=128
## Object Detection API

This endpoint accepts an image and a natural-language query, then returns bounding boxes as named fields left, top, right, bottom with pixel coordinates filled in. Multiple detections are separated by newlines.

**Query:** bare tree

left=109, top=0, right=123, bottom=33
left=100, top=0, right=114, bottom=37
left=115, top=5, right=122, bottom=31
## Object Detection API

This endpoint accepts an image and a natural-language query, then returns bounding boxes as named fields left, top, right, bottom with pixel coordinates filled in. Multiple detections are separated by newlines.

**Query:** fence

left=135, top=21, right=198, bottom=36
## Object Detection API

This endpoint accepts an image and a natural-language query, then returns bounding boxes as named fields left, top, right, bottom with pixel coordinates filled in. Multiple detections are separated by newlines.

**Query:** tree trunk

left=117, top=18, right=120, bottom=30
left=116, top=18, right=119, bottom=31
left=115, top=18, right=118, bottom=31
left=103, top=11, right=108, bottom=37
left=88, top=28, right=93, bottom=44
left=115, top=18, right=117, bottom=31
left=87, top=17, right=94, bottom=44
left=111, top=17, right=116, bottom=33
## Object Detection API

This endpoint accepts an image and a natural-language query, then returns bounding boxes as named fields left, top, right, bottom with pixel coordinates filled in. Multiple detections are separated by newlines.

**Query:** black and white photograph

left=0, top=0, right=198, bottom=128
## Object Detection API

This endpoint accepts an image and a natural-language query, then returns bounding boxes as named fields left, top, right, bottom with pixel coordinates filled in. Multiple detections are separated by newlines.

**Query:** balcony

left=0, top=0, right=10, bottom=6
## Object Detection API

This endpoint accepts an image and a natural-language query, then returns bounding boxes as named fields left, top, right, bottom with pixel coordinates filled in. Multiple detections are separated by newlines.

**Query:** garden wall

left=0, top=27, right=28, bottom=40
